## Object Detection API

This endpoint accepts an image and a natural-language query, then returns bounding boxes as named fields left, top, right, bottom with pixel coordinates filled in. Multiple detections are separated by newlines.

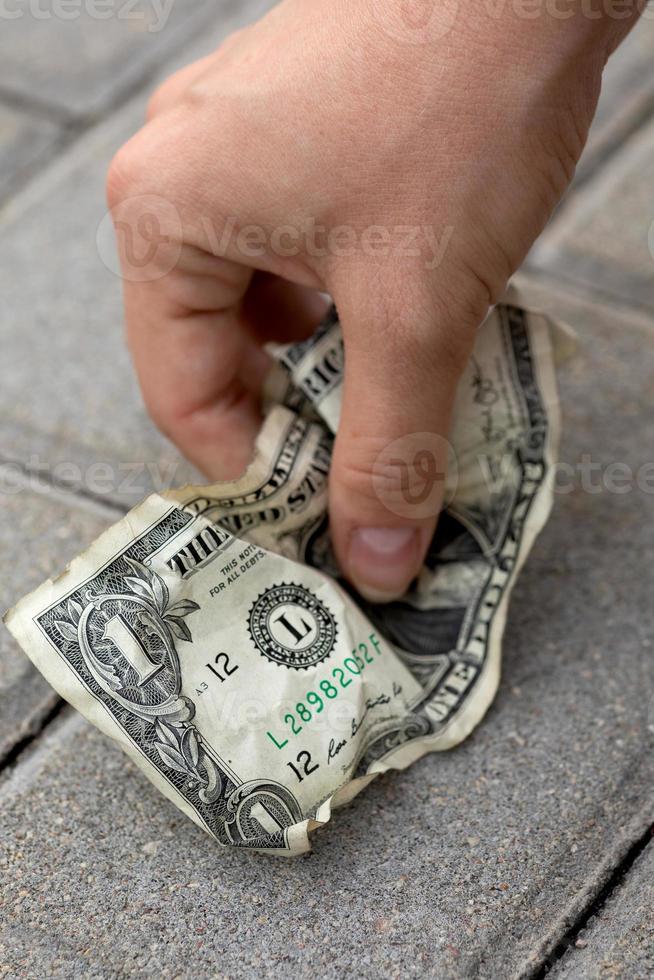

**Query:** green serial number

left=266, top=633, right=383, bottom=750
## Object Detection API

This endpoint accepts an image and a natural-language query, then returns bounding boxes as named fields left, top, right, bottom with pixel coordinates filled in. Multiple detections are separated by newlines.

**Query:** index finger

left=109, top=177, right=269, bottom=480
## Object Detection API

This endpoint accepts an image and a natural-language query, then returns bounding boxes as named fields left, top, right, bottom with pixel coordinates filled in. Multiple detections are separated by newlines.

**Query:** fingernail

left=348, top=527, right=422, bottom=603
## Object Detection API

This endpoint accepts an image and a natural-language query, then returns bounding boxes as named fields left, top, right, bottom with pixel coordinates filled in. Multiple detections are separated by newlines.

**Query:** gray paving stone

left=551, top=841, right=654, bottom=979
left=0, top=0, right=275, bottom=791
left=578, top=16, right=654, bottom=183
left=0, top=6, right=274, bottom=508
left=0, top=104, right=61, bottom=201
left=0, top=106, right=191, bottom=506
left=0, top=486, right=110, bottom=763
left=0, top=0, right=235, bottom=120
left=1, top=288, right=653, bottom=978
left=530, top=116, right=654, bottom=312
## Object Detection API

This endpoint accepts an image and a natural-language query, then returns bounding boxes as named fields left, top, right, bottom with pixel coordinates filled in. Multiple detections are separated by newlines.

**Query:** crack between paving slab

left=0, top=456, right=125, bottom=778
left=524, top=821, right=654, bottom=978
left=0, top=697, right=67, bottom=776
left=0, top=84, right=81, bottom=125
left=0, top=708, right=84, bottom=800
left=0, top=77, right=144, bottom=209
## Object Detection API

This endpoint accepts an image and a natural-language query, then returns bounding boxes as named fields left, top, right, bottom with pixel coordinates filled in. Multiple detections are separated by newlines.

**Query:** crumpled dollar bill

left=5, top=288, right=564, bottom=855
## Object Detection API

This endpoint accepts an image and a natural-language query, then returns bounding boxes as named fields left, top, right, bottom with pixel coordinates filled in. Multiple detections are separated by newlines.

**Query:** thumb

left=329, top=274, right=477, bottom=602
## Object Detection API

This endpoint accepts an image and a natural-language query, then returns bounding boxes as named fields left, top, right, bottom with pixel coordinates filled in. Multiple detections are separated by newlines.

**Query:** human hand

left=107, top=0, right=637, bottom=601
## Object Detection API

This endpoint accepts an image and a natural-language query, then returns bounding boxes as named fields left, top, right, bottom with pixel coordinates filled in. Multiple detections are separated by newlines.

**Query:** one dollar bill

left=5, top=292, right=563, bottom=856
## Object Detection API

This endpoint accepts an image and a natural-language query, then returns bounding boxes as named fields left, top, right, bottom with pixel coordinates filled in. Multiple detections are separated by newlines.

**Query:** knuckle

left=214, top=27, right=245, bottom=60
left=337, top=442, right=445, bottom=521
left=106, top=130, right=185, bottom=281
left=145, top=66, right=189, bottom=122
left=145, top=83, right=168, bottom=123
left=106, top=139, right=144, bottom=209
left=106, top=123, right=181, bottom=211
left=372, top=456, right=421, bottom=502
left=142, top=387, right=179, bottom=440
left=143, top=395, right=169, bottom=435
left=336, top=440, right=386, bottom=504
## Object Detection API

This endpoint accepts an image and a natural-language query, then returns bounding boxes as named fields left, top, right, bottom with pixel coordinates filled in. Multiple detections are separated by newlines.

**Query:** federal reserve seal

left=248, top=583, right=337, bottom=670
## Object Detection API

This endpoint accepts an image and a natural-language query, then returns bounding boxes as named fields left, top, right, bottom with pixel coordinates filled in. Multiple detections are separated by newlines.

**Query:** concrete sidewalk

left=1, top=5, right=653, bottom=978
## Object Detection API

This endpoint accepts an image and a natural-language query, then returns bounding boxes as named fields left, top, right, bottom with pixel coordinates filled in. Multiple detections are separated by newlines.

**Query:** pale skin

left=108, top=0, right=641, bottom=601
